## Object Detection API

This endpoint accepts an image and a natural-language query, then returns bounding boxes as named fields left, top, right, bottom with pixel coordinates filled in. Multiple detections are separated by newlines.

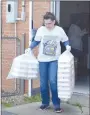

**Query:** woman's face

left=44, top=19, right=55, bottom=30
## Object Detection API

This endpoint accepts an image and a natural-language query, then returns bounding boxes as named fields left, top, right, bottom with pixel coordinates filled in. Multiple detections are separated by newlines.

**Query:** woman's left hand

left=66, top=45, right=71, bottom=52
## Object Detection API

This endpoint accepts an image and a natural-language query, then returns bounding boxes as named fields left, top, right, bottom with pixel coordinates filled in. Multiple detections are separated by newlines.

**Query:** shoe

left=40, top=104, right=50, bottom=110
left=55, top=108, right=64, bottom=113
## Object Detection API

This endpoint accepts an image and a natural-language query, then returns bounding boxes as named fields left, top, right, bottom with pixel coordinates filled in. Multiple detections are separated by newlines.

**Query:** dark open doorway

left=59, top=1, right=90, bottom=94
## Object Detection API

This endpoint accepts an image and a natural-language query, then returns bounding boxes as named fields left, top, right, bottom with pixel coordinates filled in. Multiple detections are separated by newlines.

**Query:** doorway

left=57, top=1, right=90, bottom=94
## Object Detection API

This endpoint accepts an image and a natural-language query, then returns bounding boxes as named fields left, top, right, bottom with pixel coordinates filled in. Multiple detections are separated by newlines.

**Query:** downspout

left=20, top=0, right=25, bottom=95
left=28, top=1, right=33, bottom=97
left=0, top=0, right=1, bottom=107
left=50, top=1, right=56, bottom=15
left=15, top=0, right=25, bottom=93
left=14, top=0, right=18, bottom=91
left=51, top=1, right=60, bottom=24
left=53, top=1, right=56, bottom=15
left=15, top=23, right=17, bottom=37
left=50, top=1, right=53, bottom=13
left=15, top=22, right=17, bottom=90
left=21, top=0, right=25, bottom=21
left=55, top=1, right=60, bottom=23
left=15, top=0, right=25, bottom=37
left=17, top=0, right=25, bottom=21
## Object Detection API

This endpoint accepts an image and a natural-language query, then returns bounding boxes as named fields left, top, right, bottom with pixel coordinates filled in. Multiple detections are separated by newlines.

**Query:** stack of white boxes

left=57, top=51, right=75, bottom=101
left=7, top=51, right=39, bottom=80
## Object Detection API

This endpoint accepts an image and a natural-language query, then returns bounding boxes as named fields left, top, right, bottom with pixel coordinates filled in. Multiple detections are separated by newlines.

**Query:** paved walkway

left=2, top=102, right=89, bottom=115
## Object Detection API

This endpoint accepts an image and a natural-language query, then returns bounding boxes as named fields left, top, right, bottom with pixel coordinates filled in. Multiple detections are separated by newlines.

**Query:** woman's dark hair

left=42, top=12, right=59, bottom=26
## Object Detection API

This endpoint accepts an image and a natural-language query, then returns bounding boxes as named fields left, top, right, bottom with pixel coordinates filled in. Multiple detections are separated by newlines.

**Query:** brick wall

left=1, top=38, right=20, bottom=92
left=2, top=0, right=50, bottom=94
left=33, top=1, right=50, bottom=28
left=2, top=0, right=29, bottom=47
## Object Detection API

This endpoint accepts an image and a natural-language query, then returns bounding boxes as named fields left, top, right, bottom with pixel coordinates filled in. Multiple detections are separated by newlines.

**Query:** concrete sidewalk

left=2, top=102, right=88, bottom=115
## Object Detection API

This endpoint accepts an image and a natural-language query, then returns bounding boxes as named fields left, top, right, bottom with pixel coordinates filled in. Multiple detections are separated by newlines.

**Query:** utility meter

left=6, top=0, right=18, bottom=23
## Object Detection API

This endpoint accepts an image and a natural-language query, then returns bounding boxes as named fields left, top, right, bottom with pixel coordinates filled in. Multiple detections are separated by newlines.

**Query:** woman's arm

left=63, top=40, right=71, bottom=51
left=60, top=27, right=71, bottom=51
left=30, top=40, right=40, bottom=50
left=63, top=40, right=69, bottom=46
left=30, top=27, right=42, bottom=49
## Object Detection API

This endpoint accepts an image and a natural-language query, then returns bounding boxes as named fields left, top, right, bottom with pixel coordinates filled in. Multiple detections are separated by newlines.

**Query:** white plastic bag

left=7, top=48, right=39, bottom=80
left=57, top=50, right=75, bottom=101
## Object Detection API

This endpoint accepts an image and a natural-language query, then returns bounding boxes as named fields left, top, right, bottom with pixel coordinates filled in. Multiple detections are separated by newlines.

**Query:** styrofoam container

left=57, top=51, right=75, bottom=101
left=7, top=50, right=39, bottom=80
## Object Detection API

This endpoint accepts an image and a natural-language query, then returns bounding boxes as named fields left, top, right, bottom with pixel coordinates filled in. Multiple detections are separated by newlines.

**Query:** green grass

left=2, top=94, right=41, bottom=108
left=72, top=103, right=83, bottom=113
left=66, top=101, right=83, bottom=113
left=24, top=94, right=41, bottom=103
left=67, top=102, right=83, bottom=113
left=2, top=102, right=13, bottom=108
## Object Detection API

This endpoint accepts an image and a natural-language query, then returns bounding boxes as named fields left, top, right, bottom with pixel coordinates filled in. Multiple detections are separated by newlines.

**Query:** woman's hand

left=66, top=45, right=71, bottom=52
left=25, top=48, right=32, bottom=53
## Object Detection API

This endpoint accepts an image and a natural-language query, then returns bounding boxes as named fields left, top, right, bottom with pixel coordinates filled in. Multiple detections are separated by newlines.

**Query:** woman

left=30, top=12, right=71, bottom=113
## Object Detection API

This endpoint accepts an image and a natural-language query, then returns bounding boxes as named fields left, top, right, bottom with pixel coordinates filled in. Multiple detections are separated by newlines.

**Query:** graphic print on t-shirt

left=43, top=35, right=58, bottom=56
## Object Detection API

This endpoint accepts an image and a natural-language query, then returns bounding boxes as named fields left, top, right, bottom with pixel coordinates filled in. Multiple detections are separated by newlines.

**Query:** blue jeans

left=39, top=61, right=60, bottom=108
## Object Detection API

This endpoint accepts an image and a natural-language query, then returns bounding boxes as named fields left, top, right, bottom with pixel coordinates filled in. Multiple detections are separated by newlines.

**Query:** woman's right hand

left=82, top=29, right=88, bottom=35
left=25, top=48, right=32, bottom=54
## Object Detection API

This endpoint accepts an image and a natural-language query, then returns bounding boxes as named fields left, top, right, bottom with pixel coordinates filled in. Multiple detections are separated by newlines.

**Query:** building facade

left=1, top=0, right=51, bottom=95
left=1, top=0, right=90, bottom=96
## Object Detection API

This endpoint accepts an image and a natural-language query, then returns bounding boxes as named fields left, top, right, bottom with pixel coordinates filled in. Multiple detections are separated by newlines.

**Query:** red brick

left=2, top=0, right=50, bottom=94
